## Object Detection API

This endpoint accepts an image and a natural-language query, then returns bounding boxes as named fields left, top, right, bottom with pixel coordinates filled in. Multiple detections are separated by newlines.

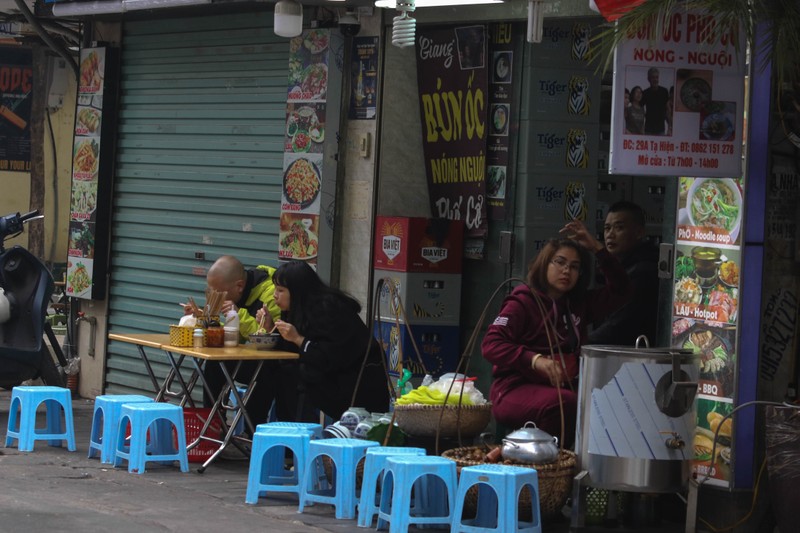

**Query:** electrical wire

left=46, top=110, right=59, bottom=265
left=698, top=456, right=767, bottom=533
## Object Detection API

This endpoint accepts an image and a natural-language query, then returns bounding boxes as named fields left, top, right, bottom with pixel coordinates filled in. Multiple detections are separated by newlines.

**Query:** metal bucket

left=575, top=344, right=697, bottom=493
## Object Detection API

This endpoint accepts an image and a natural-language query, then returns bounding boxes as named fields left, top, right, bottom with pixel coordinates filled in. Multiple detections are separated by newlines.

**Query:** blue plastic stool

left=88, top=395, right=154, bottom=464
left=246, top=427, right=316, bottom=504
left=377, top=455, right=457, bottom=533
left=113, top=403, right=189, bottom=474
left=299, top=438, right=379, bottom=519
left=452, top=464, right=541, bottom=533
left=5, top=386, right=76, bottom=452
left=357, top=446, right=427, bottom=528
left=256, top=421, right=324, bottom=439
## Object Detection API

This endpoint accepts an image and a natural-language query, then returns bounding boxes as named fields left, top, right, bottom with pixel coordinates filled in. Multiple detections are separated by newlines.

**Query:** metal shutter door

left=105, top=12, right=287, bottom=395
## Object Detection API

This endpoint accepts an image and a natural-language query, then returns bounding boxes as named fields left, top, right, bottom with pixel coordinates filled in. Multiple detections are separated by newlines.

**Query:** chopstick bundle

left=205, top=289, right=227, bottom=317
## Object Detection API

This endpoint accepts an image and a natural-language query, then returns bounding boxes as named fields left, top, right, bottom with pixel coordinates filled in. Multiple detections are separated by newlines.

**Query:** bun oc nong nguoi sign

left=609, top=10, right=746, bottom=177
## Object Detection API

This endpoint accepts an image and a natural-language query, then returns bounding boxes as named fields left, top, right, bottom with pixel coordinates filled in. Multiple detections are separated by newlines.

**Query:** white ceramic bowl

left=249, top=332, right=280, bottom=350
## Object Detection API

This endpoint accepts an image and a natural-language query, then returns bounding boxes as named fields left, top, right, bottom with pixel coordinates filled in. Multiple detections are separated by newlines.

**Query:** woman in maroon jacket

left=481, top=220, right=629, bottom=447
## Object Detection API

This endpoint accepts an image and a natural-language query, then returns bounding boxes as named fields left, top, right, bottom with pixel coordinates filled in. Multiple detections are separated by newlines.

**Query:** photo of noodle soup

left=687, top=178, right=742, bottom=235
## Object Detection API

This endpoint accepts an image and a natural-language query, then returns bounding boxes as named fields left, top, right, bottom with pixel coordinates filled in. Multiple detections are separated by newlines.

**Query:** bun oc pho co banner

left=416, top=25, right=488, bottom=259
left=609, top=11, right=746, bottom=177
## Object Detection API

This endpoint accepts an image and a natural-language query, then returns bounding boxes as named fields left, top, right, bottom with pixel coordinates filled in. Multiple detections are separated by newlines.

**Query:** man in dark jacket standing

left=589, top=201, right=660, bottom=346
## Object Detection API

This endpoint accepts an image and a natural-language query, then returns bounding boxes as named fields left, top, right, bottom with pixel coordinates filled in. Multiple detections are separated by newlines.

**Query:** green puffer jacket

left=236, top=265, right=281, bottom=339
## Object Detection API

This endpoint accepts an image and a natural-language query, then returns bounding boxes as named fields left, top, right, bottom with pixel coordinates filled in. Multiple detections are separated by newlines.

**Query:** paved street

left=0, top=389, right=691, bottom=533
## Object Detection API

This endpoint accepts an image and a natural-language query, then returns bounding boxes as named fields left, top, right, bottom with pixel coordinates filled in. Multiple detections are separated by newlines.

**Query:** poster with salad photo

left=288, top=29, right=330, bottom=103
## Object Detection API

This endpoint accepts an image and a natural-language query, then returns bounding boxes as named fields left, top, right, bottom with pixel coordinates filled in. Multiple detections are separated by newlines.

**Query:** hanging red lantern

left=589, top=0, right=645, bottom=21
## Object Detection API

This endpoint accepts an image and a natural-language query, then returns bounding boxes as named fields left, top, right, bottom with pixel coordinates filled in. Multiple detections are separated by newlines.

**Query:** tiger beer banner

left=416, top=25, right=488, bottom=260
left=527, top=18, right=601, bottom=227
left=0, top=47, right=32, bottom=171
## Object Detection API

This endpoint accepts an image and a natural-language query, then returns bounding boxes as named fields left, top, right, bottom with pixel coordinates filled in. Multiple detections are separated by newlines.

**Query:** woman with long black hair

left=257, top=260, right=390, bottom=420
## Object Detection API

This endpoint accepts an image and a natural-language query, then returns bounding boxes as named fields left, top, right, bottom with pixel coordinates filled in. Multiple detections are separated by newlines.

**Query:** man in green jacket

left=203, top=255, right=300, bottom=433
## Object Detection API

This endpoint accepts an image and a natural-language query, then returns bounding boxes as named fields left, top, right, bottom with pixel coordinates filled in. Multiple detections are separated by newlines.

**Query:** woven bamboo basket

left=392, top=403, right=492, bottom=438
left=442, top=445, right=576, bottom=518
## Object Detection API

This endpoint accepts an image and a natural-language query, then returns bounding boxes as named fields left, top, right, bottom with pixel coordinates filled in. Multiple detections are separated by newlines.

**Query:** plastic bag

left=178, top=314, right=197, bottom=327
left=428, top=375, right=487, bottom=405
left=64, top=357, right=80, bottom=376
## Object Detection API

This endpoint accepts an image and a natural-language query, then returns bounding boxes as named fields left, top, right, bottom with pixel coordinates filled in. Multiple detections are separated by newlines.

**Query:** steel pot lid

left=505, top=421, right=554, bottom=443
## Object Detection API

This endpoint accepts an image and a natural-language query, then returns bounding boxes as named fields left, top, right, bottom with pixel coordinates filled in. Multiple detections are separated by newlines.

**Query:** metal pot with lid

left=501, top=421, right=559, bottom=464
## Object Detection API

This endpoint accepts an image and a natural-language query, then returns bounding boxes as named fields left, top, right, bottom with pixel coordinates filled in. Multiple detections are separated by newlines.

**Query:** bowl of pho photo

left=686, top=178, right=742, bottom=239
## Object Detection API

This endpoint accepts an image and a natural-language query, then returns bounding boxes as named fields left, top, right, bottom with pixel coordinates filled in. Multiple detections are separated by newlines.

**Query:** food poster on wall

left=672, top=176, right=744, bottom=487
left=677, top=176, right=744, bottom=246
left=0, top=47, right=32, bottom=171
left=416, top=25, right=489, bottom=259
left=288, top=29, right=330, bottom=102
left=281, top=30, right=332, bottom=265
left=486, top=22, right=523, bottom=221
left=693, top=397, right=734, bottom=485
left=285, top=103, right=325, bottom=154
left=609, top=11, right=746, bottom=177
left=67, top=47, right=111, bottom=299
left=349, top=36, right=378, bottom=120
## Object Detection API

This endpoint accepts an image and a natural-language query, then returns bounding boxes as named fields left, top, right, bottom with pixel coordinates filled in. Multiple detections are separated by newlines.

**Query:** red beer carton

left=373, top=216, right=464, bottom=273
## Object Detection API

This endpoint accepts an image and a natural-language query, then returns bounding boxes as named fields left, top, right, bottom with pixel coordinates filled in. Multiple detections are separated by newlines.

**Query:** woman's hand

left=533, top=355, right=566, bottom=387
left=560, top=219, right=604, bottom=253
left=275, top=319, right=304, bottom=348
left=254, top=306, right=274, bottom=332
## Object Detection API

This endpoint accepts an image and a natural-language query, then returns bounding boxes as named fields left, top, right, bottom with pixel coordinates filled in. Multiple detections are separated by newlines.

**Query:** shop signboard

left=66, top=47, right=117, bottom=300
left=672, top=176, right=744, bottom=487
left=609, top=11, right=746, bottom=177
left=0, top=46, right=32, bottom=172
left=485, top=22, right=523, bottom=221
left=416, top=25, right=489, bottom=259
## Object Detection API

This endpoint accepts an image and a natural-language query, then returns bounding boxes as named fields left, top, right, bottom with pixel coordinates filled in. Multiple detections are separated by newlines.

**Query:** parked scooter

left=0, top=210, right=67, bottom=388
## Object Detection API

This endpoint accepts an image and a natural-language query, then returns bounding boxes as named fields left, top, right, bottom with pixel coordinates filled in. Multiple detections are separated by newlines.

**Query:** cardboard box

left=373, top=269, right=462, bottom=326
left=374, top=216, right=464, bottom=273
left=373, top=320, right=460, bottom=377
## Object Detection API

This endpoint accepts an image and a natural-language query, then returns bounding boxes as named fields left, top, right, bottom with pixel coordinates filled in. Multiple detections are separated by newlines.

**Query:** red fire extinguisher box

left=373, top=216, right=464, bottom=273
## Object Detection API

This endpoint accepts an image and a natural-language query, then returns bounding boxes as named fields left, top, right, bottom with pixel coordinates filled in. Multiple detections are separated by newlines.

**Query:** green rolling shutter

left=105, top=11, right=288, bottom=395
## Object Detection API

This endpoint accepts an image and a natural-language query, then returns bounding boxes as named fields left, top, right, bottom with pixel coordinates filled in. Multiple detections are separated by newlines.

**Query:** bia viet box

left=373, top=320, right=460, bottom=377
left=374, top=216, right=464, bottom=273
left=373, top=269, right=461, bottom=326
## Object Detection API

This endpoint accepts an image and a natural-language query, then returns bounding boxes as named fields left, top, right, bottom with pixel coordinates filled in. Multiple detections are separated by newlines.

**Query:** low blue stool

left=5, top=385, right=76, bottom=452
left=256, top=421, right=324, bottom=439
left=299, top=438, right=379, bottom=519
left=377, top=455, right=457, bottom=533
left=357, top=446, right=427, bottom=528
left=88, top=394, right=154, bottom=463
left=452, top=464, right=541, bottom=533
left=246, top=427, right=316, bottom=504
left=113, top=403, right=189, bottom=474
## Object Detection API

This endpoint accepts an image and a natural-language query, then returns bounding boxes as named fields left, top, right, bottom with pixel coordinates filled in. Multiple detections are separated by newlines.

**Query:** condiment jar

left=354, top=413, right=381, bottom=439
left=224, top=326, right=239, bottom=347
left=206, top=326, right=224, bottom=347
left=192, top=328, right=204, bottom=348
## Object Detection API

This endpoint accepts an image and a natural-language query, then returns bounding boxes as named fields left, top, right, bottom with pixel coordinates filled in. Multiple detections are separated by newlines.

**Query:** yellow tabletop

left=108, top=332, right=297, bottom=361
left=164, top=343, right=298, bottom=361
left=108, top=333, right=171, bottom=349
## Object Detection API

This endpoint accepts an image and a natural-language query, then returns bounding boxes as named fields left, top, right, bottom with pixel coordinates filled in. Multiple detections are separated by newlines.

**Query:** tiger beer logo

left=388, top=324, right=400, bottom=371
left=413, top=301, right=446, bottom=319
left=571, top=23, right=592, bottom=61
left=564, top=181, right=588, bottom=221
left=568, top=76, right=590, bottom=115
left=379, top=277, right=402, bottom=315
left=566, top=128, right=589, bottom=168
left=379, top=221, right=405, bottom=262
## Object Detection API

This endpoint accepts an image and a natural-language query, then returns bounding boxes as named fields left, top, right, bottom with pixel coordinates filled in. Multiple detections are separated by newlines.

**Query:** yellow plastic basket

left=169, top=325, right=195, bottom=347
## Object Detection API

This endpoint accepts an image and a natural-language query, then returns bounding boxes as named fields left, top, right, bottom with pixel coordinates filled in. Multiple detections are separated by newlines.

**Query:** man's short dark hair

left=608, top=200, right=646, bottom=227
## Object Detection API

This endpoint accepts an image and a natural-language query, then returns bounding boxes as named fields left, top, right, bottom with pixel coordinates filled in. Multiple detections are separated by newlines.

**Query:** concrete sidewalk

left=0, top=389, right=687, bottom=533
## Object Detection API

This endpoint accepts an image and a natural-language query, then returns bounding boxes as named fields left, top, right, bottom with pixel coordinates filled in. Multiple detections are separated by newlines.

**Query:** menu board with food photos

left=672, top=176, right=744, bottom=488
left=279, top=30, right=332, bottom=265
left=66, top=47, right=118, bottom=300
